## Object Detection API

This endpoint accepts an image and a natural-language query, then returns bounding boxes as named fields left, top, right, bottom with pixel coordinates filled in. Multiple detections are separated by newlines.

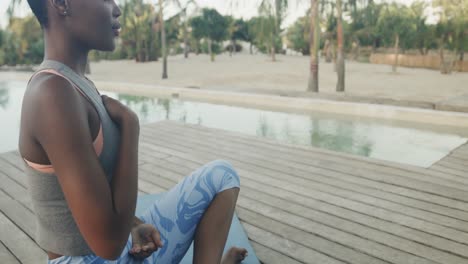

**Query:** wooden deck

left=1, top=120, right=468, bottom=264
left=430, top=142, right=468, bottom=179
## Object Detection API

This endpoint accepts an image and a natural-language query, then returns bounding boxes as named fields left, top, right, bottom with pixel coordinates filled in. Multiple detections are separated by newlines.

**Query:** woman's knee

left=200, top=159, right=240, bottom=192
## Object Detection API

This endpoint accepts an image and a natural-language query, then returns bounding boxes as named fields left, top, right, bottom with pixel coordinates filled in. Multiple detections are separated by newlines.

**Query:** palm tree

left=7, top=0, right=21, bottom=25
left=158, top=0, right=168, bottom=79
left=377, top=3, right=417, bottom=73
left=258, top=0, right=288, bottom=62
left=121, top=0, right=160, bottom=62
left=336, top=0, right=344, bottom=92
left=433, top=0, right=468, bottom=73
left=171, top=0, right=198, bottom=59
left=308, top=0, right=319, bottom=92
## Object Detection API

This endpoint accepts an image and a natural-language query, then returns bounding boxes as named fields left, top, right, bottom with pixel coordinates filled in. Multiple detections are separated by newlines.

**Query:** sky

left=0, top=0, right=431, bottom=30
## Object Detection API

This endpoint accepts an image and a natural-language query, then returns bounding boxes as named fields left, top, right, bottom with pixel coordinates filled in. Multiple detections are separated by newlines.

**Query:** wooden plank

left=242, top=222, right=346, bottom=264
left=138, top=140, right=468, bottom=246
left=141, top=152, right=468, bottom=260
left=0, top=242, right=20, bottom=264
left=141, top=129, right=468, bottom=233
left=0, top=211, right=46, bottom=264
left=0, top=158, right=28, bottom=188
left=177, top=122, right=468, bottom=186
left=141, top=129, right=468, bottom=212
left=153, top=121, right=468, bottom=187
left=153, top=122, right=468, bottom=199
left=0, top=171, right=33, bottom=212
left=238, top=194, right=467, bottom=264
left=139, top=138, right=468, bottom=222
left=138, top=167, right=175, bottom=192
left=154, top=121, right=468, bottom=187
left=453, top=144, right=468, bottom=154
left=250, top=241, right=303, bottom=264
left=0, top=189, right=36, bottom=241
left=0, top=151, right=25, bottom=168
left=138, top=178, right=166, bottom=195
left=450, top=152, right=468, bottom=161
left=148, top=123, right=468, bottom=200
left=239, top=204, right=437, bottom=264
left=439, top=156, right=468, bottom=167
left=240, top=207, right=427, bottom=264
left=431, top=164, right=467, bottom=178
left=139, top=137, right=468, bottom=216
left=436, top=160, right=468, bottom=173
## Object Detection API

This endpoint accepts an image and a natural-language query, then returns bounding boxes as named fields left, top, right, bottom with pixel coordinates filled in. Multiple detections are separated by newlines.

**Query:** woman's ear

left=50, top=0, right=70, bottom=16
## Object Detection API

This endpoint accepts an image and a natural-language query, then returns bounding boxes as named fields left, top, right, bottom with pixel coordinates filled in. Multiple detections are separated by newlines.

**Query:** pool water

left=1, top=80, right=466, bottom=167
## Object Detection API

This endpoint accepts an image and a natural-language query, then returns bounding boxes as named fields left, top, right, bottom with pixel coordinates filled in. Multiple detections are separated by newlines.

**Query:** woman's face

left=65, top=0, right=121, bottom=51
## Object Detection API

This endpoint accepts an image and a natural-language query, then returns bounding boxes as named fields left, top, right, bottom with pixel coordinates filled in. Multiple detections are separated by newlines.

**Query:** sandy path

left=2, top=53, right=467, bottom=111
left=88, top=53, right=468, bottom=105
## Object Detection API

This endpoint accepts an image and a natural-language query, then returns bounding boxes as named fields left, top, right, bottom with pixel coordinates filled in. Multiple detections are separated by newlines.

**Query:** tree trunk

left=352, top=40, right=360, bottom=60
left=439, top=39, right=450, bottom=74
left=208, top=39, right=214, bottom=62
left=324, top=39, right=332, bottom=63
left=392, top=34, right=399, bottom=73
left=230, top=39, right=234, bottom=57
left=308, top=0, right=319, bottom=92
left=159, top=0, right=168, bottom=79
left=271, top=33, right=276, bottom=62
left=336, top=0, right=345, bottom=92
left=332, top=42, right=337, bottom=72
left=439, top=42, right=446, bottom=74
left=419, top=48, right=424, bottom=56
left=183, top=12, right=189, bottom=59
left=372, top=39, right=377, bottom=53
left=249, top=43, right=253, bottom=54
left=459, top=51, right=464, bottom=72
left=233, top=40, right=237, bottom=55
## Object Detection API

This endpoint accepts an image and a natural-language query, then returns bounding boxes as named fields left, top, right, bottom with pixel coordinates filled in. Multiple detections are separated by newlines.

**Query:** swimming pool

left=1, top=80, right=466, bottom=167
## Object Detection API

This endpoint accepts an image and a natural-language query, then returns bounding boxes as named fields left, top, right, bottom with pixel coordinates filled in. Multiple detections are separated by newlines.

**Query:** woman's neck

left=43, top=30, right=89, bottom=77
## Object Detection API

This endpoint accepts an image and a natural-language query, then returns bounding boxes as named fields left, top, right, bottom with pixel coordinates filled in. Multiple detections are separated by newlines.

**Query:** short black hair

left=27, top=0, right=48, bottom=27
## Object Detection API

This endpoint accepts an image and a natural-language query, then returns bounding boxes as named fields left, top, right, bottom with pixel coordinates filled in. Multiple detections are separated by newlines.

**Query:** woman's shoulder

left=26, top=71, right=87, bottom=112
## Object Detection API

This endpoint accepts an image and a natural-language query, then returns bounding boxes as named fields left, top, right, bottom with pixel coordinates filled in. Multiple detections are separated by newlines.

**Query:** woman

left=18, top=0, right=248, bottom=263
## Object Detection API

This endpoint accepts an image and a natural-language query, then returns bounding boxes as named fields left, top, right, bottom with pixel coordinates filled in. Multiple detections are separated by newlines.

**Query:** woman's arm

left=28, top=76, right=138, bottom=260
left=106, top=99, right=140, bottom=247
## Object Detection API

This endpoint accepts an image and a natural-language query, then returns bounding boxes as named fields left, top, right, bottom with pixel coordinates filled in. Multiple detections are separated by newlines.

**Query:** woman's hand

left=101, top=95, right=138, bottom=126
left=129, top=223, right=163, bottom=260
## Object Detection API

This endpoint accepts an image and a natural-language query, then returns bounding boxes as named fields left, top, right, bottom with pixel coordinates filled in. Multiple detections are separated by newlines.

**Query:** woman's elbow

left=90, top=236, right=127, bottom=260
left=94, top=243, right=124, bottom=261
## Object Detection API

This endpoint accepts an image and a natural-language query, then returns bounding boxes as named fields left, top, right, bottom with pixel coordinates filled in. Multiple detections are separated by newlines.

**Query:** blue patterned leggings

left=48, top=160, right=241, bottom=264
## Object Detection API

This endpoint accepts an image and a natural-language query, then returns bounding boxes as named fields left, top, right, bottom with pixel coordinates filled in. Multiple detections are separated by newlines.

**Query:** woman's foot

left=221, top=247, right=248, bottom=264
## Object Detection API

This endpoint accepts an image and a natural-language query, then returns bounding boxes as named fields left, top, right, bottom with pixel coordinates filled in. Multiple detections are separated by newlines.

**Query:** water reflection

left=118, top=94, right=156, bottom=120
left=0, top=87, right=10, bottom=110
left=256, top=115, right=270, bottom=138
left=1, top=82, right=465, bottom=167
left=157, top=98, right=171, bottom=120
left=111, top=93, right=461, bottom=167
left=310, top=118, right=373, bottom=157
